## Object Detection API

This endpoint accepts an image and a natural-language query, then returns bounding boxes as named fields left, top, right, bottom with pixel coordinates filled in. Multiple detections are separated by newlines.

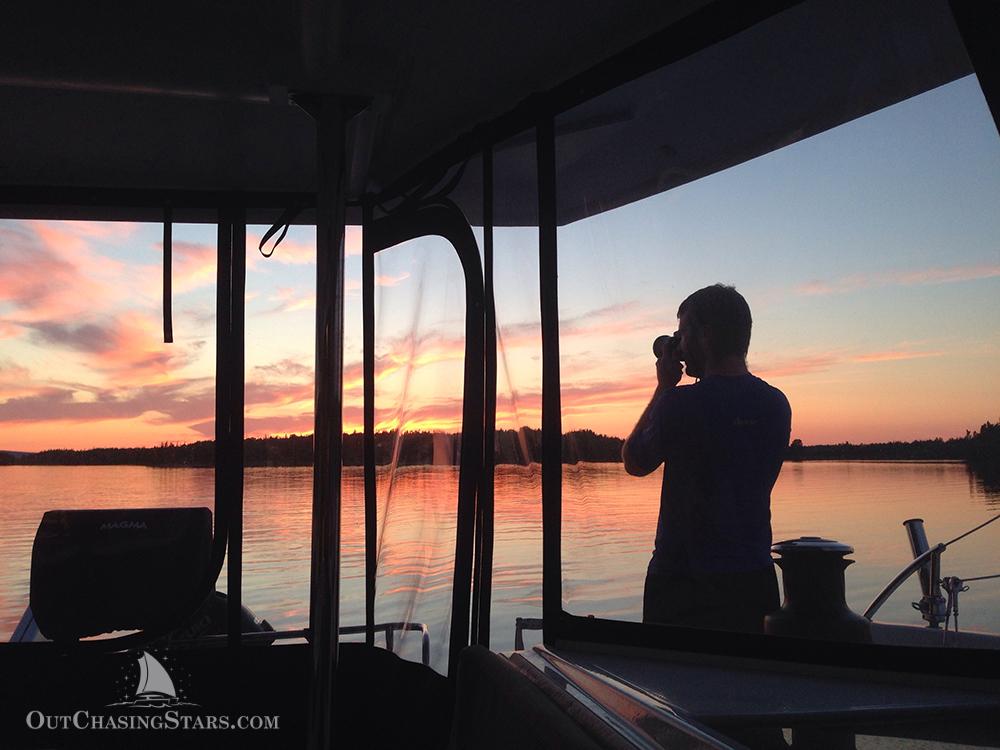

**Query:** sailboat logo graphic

left=108, top=651, right=198, bottom=708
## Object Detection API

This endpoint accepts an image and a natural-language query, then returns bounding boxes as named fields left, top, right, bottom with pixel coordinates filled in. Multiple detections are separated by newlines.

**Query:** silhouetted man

left=623, top=284, right=790, bottom=632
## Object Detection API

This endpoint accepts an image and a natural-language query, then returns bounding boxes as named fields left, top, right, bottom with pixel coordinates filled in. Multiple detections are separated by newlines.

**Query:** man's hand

left=656, top=349, right=683, bottom=389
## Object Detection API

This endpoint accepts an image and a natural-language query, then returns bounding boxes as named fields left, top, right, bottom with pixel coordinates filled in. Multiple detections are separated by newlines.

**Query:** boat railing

left=165, top=622, right=432, bottom=665
left=11, top=617, right=433, bottom=667
left=339, top=622, right=432, bottom=666
left=514, top=617, right=544, bottom=651
left=865, top=511, right=1000, bottom=628
left=864, top=543, right=947, bottom=622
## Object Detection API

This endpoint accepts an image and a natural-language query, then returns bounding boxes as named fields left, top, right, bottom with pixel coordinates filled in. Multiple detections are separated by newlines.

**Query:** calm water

left=2, top=462, right=998, bottom=671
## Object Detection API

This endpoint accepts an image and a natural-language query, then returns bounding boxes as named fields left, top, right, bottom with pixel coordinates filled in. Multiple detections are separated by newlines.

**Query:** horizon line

left=1, top=426, right=990, bottom=457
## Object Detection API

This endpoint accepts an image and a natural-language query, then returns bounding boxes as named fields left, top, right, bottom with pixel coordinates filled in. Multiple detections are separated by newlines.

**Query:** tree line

left=0, top=428, right=624, bottom=468
left=2, top=421, right=996, bottom=475
left=785, top=420, right=998, bottom=470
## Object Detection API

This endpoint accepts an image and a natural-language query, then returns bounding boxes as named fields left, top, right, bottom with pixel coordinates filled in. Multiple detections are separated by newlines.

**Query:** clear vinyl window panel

left=236, top=223, right=321, bottom=635
left=367, top=234, right=466, bottom=673
left=462, top=132, right=545, bottom=652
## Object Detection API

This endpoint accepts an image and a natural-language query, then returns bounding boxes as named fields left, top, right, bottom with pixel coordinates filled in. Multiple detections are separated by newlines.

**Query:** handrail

left=15, top=621, right=433, bottom=667
left=515, top=617, right=544, bottom=651
left=339, top=622, right=432, bottom=667
left=863, top=543, right=947, bottom=621
left=186, top=623, right=431, bottom=665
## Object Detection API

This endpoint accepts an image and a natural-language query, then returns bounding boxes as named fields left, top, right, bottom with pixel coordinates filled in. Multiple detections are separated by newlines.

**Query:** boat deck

left=518, top=643, right=1000, bottom=747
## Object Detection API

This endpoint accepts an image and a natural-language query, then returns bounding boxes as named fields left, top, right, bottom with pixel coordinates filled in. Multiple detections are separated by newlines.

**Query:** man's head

left=676, top=284, right=752, bottom=378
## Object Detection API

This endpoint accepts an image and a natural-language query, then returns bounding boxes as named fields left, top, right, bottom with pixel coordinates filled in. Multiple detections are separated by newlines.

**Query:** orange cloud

left=165, top=241, right=216, bottom=295
left=0, top=352, right=324, bottom=446
left=242, top=414, right=316, bottom=437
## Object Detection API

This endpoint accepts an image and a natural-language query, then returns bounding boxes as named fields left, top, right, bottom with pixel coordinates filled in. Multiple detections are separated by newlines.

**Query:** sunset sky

left=1, top=74, right=998, bottom=452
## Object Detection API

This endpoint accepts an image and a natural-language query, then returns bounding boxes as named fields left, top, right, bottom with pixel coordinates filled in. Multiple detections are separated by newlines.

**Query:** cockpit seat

left=29, top=507, right=212, bottom=641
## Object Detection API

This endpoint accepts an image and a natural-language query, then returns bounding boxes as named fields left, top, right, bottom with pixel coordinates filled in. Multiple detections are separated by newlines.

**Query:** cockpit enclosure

left=3, top=0, right=1000, bottom=747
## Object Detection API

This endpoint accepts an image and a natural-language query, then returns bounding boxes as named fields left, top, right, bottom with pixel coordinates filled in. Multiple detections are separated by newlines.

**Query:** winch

left=764, top=536, right=872, bottom=642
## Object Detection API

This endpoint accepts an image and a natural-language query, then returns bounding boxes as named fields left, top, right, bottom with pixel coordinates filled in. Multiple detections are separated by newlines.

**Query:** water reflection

left=2, top=461, right=998, bottom=651
left=563, top=460, right=1000, bottom=635
left=969, top=464, right=1000, bottom=504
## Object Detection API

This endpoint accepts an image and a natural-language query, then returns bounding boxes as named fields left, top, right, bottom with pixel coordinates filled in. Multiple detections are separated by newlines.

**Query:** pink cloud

left=247, top=225, right=360, bottom=266
left=18, top=312, right=194, bottom=386
left=0, top=223, right=112, bottom=322
left=0, top=221, right=162, bottom=347
left=0, top=353, right=322, bottom=439
left=345, top=226, right=362, bottom=257
left=0, top=361, right=34, bottom=399
left=0, top=320, right=21, bottom=339
left=0, top=381, right=212, bottom=425
left=524, top=301, right=666, bottom=343
left=264, top=286, right=317, bottom=314
left=254, top=358, right=313, bottom=380
left=376, top=272, right=410, bottom=287
left=795, top=262, right=1000, bottom=297
left=849, top=350, right=945, bottom=363
left=895, top=264, right=1000, bottom=285
left=495, top=300, right=663, bottom=351
left=754, top=346, right=945, bottom=378
left=753, top=353, right=841, bottom=378
left=45, top=220, right=136, bottom=241
left=34, top=222, right=128, bottom=278
left=245, top=381, right=314, bottom=409
left=247, top=233, right=314, bottom=269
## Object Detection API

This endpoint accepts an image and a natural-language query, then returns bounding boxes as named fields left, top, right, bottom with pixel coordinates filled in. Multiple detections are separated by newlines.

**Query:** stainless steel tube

left=903, top=518, right=932, bottom=597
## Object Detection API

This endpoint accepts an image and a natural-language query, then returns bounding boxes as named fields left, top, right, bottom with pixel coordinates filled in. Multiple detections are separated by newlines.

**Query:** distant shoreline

left=1, top=423, right=997, bottom=474
left=0, top=457, right=975, bottom=467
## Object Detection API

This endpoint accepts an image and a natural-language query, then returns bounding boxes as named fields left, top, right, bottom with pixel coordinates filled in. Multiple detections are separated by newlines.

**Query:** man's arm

left=622, top=387, right=667, bottom=476
left=622, top=348, right=683, bottom=476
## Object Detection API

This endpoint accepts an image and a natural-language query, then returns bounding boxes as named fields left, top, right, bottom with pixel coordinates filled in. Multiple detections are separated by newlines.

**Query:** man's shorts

left=642, top=565, right=780, bottom=633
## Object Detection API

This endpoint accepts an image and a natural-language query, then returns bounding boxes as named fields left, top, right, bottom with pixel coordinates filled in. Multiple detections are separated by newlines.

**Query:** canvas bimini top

left=0, top=0, right=982, bottom=226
